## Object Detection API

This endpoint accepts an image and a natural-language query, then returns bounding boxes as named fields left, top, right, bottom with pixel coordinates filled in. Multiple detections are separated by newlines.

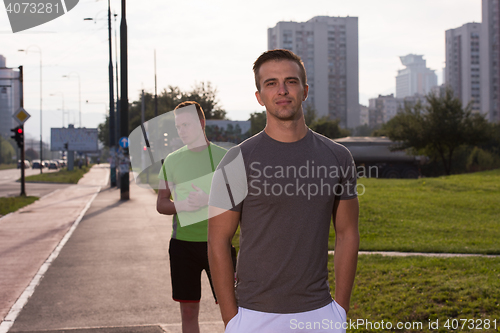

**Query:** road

left=0, top=168, right=70, bottom=198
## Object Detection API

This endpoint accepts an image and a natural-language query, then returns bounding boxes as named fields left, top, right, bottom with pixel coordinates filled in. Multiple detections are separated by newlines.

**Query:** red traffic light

left=143, top=146, right=147, bottom=151
left=11, top=126, right=23, bottom=148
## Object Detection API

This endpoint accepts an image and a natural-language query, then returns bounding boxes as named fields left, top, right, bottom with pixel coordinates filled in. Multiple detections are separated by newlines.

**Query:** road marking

left=0, top=186, right=102, bottom=333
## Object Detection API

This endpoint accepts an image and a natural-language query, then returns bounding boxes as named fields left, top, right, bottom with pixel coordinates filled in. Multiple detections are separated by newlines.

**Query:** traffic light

left=10, top=126, right=23, bottom=148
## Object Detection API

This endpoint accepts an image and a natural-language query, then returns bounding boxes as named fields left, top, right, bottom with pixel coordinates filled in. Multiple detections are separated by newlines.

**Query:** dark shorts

left=169, top=238, right=236, bottom=303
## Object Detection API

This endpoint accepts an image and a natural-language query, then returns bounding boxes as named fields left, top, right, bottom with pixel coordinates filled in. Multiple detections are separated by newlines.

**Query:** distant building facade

left=359, top=104, right=369, bottom=126
left=268, top=16, right=359, bottom=128
left=368, top=93, right=426, bottom=126
left=481, top=0, right=500, bottom=122
left=445, top=22, right=482, bottom=113
left=396, top=54, right=438, bottom=99
left=0, top=55, right=21, bottom=139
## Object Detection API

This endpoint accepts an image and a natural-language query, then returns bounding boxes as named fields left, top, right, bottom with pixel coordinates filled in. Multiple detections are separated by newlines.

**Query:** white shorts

left=225, top=300, right=347, bottom=333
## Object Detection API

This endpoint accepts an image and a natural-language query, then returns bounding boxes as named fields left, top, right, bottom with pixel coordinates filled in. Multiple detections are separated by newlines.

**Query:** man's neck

left=264, top=115, right=308, bottom=143
left=187, top=138, right=210, bottom=152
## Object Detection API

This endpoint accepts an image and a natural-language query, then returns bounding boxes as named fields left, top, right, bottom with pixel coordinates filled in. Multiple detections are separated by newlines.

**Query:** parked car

left=43, top=160, right=50, bottom=168
left=32, top=160, right=44, bottom=169
left=17, top=160, right=30, bottom=169
left=57, top=159, right=66, bottom=168
left=48, top=161, right=59, bottom=170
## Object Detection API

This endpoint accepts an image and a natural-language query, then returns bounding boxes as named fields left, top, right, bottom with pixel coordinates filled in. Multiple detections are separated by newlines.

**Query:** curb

left=328, top=251, right=500, bottom=258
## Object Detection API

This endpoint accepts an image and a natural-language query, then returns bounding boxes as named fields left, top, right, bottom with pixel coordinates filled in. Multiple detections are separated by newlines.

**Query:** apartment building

left=268, top=16, right=359, bottom=128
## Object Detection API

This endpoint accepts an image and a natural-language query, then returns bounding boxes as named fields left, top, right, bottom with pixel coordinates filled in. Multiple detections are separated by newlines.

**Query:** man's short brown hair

left=253, top=49, right=307, bottom=91
left=174, top=101, right=206, bottom=121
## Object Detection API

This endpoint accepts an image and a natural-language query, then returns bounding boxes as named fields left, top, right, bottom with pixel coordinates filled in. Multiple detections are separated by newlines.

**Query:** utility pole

left=141, top=89, right=149, bottom=183
left=114, top=12, right=120, bottom=156
left=120, top=0, right=129, bottom=200
left=108, top=0, right=116, bottom=187
left=19, top=66, right=26, bottom=196
left=154, top=50, right=158, bottom=117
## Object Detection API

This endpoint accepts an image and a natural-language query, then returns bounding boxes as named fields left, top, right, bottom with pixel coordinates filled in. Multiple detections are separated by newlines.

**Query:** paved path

left=1, top=165, right=223, bottom=333
left=0, top=166, right=107, bottom=324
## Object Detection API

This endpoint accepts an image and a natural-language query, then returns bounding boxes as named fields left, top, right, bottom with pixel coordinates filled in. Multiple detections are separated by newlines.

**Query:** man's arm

left=208, top=207, right=240, bottom=327
left=156, top=181, right=199, bottom=215
left=332, top=197, right=359, bottom=314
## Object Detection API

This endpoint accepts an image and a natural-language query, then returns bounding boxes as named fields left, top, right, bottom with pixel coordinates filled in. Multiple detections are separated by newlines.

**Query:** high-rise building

left=0, top=55, right=21, bottom=139
left=481, top=0, right=500, bottom=122
left=396, top=54, right=438, bottom=99
left=359, top=104, right=368, bottom=126
left=445, top=22, right=482, bottom=113
left=368, top=93, right=426, bottom=126
left=268, top=16, right=359, bottom=128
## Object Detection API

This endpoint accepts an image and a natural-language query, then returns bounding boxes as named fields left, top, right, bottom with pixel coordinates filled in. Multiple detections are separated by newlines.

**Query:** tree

left=309, top=117, right=350, bottom=139
left=98, top=82, right=226, bottom=147
left=304, top=104, right=317, bottom=126
left=97, top=117, right=110, bottom=147
left=353, top=124, right=375, bottom=137
left=185, top=82, right=226, bottom=120
left=0, top=136, right=15, bottom=164
left=382, top=87, right=491, bottom=175
left=25, top=148, right=39, bottom=161
left=129, top=82, right=226, bottom=133
left=248, top=111, right=266, bottom=136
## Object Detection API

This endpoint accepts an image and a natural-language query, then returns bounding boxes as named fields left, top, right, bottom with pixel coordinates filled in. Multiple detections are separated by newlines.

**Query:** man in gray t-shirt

left=208, top=49, right=359, bottom=333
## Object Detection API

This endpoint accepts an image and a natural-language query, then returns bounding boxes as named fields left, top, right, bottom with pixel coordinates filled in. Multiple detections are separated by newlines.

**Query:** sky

left=1, top=0, right=482, bottom=143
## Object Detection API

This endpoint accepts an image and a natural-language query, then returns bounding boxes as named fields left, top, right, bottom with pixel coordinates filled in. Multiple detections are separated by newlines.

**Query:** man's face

left=255, top=60, right=308, bottom=121
left=175, top=112, right=204, bottom=147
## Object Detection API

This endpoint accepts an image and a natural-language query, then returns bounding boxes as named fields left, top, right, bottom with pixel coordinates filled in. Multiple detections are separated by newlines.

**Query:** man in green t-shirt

left=157, top=101, right=227, bottom=333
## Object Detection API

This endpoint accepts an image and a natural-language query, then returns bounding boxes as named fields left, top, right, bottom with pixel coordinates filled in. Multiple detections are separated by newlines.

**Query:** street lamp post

left=18, top=46, right=42, bottom=173
left=120, top=0, right=129, bottom=200
left=84, top=2, right=117, bottom=187
left=49, top=92, right=65, bottom=127
left=62, top=72, right=81, bottom=128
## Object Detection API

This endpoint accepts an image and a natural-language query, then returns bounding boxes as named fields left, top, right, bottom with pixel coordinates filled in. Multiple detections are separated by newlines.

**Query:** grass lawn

left=329, top=255, right=500, bottom=333
left=328, top=169, right=500, bottom=254
left=0, top=163, right=17, bottom=170
left=137, top=166, right=160, bottom=190
left=228, top=170, right=500, bottom=332
left=24, top=165, right=93, bottom=184
left=0, top=196, right=39, bottom=216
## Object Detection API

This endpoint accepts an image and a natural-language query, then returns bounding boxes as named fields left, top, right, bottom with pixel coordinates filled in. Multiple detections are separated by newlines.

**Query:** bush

left=309, top=117, right=350, bottom=139
left=466, top=146, right=500, bottom=172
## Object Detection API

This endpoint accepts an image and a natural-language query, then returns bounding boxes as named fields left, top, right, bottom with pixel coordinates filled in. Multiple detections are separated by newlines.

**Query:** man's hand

left=176, top=198, right=201, bottom=212
left=187, top=184, right=209, bottom=209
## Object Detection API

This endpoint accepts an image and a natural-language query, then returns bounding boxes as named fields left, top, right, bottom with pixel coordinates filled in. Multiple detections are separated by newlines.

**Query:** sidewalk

left=1, top=165, right=224, bottom=333
left=0, top=165, right=107, bottom=329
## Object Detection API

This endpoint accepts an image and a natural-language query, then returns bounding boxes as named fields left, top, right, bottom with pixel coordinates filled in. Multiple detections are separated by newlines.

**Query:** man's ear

left=303, top=84, right=309, bottom=101
left=255, top=90, right=265, bottom=106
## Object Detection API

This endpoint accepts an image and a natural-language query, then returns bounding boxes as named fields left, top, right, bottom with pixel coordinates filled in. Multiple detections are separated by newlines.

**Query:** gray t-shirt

left=209, top=129, right=357, bottom=313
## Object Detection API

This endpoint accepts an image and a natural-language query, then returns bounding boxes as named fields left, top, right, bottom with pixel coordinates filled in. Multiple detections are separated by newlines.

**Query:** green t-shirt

left=158, top=143, right=227, bottom=242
